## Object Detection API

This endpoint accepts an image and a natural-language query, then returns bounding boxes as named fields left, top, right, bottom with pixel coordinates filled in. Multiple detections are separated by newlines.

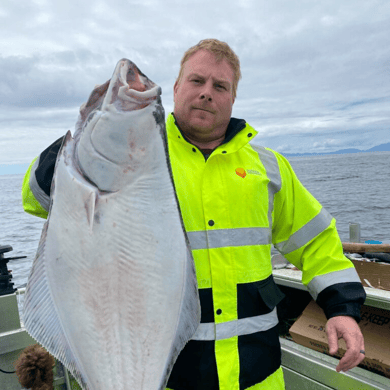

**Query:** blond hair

left=176, top=39, right=241, bottom=99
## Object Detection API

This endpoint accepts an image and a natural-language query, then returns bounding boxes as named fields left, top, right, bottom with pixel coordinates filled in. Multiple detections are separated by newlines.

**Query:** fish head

left=74, top=59, right=165, bottom=192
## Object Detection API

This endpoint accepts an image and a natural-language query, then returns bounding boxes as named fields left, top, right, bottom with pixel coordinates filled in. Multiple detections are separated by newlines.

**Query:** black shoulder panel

left=35, top=136, right=65, bottom=196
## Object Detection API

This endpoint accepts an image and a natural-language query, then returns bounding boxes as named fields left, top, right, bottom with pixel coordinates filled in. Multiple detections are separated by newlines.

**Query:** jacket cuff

left=35, top=136, right=65, bottom=196
left=316, top=282, right=366, bottom=322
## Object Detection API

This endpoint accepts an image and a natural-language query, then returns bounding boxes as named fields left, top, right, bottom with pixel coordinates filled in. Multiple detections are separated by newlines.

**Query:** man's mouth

left=193, top=107, right=213, bottom=114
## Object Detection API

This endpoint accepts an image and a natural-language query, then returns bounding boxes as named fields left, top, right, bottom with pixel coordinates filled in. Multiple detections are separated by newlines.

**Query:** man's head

left=176, top=39, right=241, bottom=100
left=173, top=39, right=241, bottom=149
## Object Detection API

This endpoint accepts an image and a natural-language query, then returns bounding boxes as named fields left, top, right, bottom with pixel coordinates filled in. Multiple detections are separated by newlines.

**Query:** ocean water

left=0, top=151, right=389, bottom=291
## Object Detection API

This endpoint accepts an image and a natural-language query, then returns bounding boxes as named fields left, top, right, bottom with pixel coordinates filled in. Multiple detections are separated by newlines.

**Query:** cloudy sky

left=1, top=0, right=389, bottom=174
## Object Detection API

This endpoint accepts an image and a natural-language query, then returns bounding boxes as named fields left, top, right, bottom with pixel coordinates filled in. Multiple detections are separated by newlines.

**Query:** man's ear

left=173, top=80, right=179, bottom=97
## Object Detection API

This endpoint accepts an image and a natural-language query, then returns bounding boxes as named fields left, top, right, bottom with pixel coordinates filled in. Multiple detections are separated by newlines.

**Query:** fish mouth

left=93, top=59, right=162, bottom=112
left=119, top=60, right=161, bottom=105
left=126, top=85, right=161, bottom=101
left=79, top=59, right=162, bottom=120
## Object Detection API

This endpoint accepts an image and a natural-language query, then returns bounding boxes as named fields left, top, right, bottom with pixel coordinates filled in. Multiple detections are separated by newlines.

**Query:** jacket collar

left=171, top=113, right=247, bottom=145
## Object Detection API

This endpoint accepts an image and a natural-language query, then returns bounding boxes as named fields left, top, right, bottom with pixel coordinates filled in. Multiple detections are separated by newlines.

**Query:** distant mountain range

left=282, top=142, right=390, bottom=157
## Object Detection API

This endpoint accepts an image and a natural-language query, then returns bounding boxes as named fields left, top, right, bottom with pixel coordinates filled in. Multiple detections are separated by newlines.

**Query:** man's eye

left=216, top=84, right=226, bottom=90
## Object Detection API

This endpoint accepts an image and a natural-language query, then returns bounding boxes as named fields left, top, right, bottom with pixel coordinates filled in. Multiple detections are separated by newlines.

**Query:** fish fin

left=160, top=247, right=201, bottom=389
left=24, top=223, right=89, bottom=390
left=84, top=191, right=97, bottom=231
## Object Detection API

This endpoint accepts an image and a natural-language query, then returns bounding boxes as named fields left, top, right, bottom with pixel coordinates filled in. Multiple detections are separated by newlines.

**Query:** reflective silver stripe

left=274, top=208, right=333, bottom=255
left=187, top=227, right=271, bottom=250
left=191, top=308, right=278, bottom=341
left=255, top=147, right=282, bottom=194
left=191, top=322, right=216, bottom=340
left=29, top=157, right=50, bottom=212
left=308, top=268, right=362, bottom=300
left=252, top=146, right=281, bottom=232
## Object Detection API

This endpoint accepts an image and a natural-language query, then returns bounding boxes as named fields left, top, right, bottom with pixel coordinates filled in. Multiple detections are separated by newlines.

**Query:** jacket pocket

left=256, top=275, right=286, bottom=311
left=237, top=275, right=286, bottom=318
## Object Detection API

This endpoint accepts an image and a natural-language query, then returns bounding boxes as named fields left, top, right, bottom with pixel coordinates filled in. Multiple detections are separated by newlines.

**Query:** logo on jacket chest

left=235, top=168, right=261, bottom=178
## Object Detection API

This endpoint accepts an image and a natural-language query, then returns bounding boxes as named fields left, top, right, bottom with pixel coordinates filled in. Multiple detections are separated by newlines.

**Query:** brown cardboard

left=351, top=259, right=390, bottom=291
left=289, top=301, right=390, bottom=379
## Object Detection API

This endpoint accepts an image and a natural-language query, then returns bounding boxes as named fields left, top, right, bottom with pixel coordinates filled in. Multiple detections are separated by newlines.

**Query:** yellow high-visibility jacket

left=22, top=113, right=366, bottom=390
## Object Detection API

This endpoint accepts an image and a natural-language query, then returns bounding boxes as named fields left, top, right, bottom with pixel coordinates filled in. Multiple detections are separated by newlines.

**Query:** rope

left=0, top=367, right=16, bottom=374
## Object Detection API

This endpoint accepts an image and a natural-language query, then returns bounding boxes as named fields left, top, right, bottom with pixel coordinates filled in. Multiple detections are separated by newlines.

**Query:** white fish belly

left=24, top=110, right=199, bottom=388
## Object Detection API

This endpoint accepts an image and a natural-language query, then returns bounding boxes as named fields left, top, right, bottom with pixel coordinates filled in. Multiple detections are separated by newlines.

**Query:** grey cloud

left=0, top=51, right=110, bottom=108
left=333, top=96, right=390, bottom=111
left=1, top=0, right=390, bottom=167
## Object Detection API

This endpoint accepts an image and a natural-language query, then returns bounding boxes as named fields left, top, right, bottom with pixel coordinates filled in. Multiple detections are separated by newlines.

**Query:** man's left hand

left=326, top=316, right=365, bottom=373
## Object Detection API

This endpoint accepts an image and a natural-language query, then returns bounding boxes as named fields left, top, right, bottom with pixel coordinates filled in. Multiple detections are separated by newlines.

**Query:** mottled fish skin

left=24, top=59, right=200, bottom=390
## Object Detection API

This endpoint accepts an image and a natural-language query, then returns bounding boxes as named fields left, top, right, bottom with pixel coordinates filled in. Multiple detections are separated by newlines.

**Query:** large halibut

left=24, top=59, right=200, bottom=390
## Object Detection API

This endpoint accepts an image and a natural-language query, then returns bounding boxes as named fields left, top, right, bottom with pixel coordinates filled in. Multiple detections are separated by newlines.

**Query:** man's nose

left=199, top=82, right=213, bottom=101
left=200, top=94, right=212, bottom=101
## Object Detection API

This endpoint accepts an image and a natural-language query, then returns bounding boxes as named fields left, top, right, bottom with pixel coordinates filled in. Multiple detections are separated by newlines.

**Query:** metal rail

left=281, top=338, right=390, bottom=390
left=273, top=268, right=390, bottom=310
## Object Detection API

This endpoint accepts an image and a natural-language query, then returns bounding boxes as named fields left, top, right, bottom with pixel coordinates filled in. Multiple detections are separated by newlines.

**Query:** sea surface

left=1, top=151, right=389, bottom=291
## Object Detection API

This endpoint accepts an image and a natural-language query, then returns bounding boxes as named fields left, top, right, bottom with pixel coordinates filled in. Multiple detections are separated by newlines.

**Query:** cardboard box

left=289, top=300, right=390, bottom=379
left=351, top=259, right=390, bottom=291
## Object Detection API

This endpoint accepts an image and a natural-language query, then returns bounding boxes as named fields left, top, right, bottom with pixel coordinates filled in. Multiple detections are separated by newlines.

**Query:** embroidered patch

left=235, top=168, right=247, bottom=178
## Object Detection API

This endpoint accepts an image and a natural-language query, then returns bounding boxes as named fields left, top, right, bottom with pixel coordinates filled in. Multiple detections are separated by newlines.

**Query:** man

left=22, top=39, right=366, bottom=390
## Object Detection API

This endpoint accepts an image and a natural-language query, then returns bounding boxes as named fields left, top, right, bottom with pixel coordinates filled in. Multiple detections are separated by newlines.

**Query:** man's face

left=173, top=50, right=235, bottom=146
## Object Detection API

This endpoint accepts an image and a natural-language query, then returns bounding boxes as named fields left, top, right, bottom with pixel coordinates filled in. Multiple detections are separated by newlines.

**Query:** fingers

left=337, top=322, right=364, bottom=373
left=326, top=322, right=339, bottom=356
left=336, top=343, right=365, bottom=373
left=326, top=316, right=365, bottom=373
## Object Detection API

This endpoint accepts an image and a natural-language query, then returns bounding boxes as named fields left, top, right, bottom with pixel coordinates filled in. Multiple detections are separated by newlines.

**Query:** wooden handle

left=342, top=242, right=390, bottom=253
